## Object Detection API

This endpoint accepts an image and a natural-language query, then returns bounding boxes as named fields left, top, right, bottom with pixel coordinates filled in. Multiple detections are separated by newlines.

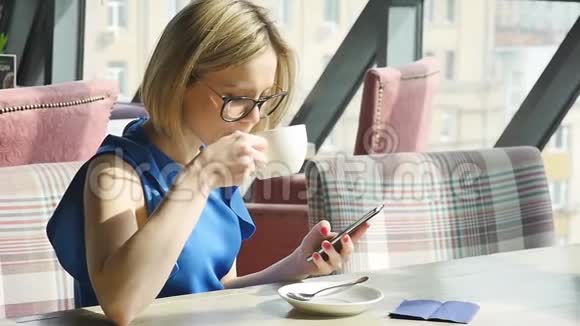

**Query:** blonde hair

left=141, top=0, right=296, bottom=141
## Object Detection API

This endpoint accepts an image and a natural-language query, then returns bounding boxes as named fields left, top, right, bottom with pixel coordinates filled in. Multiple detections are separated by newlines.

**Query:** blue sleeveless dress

left=46, top=118, right=256, bottom=308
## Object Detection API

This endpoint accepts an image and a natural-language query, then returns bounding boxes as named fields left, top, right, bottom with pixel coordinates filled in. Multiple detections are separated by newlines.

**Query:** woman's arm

left=84, top=154, right=209, bottom=326
left=84, top=131, right=267, bottom=325
left=221, top=255, right=302, bottom=290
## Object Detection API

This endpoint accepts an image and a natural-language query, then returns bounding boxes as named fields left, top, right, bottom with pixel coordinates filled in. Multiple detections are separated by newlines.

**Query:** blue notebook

left=389, top=299, right=480, bottom=324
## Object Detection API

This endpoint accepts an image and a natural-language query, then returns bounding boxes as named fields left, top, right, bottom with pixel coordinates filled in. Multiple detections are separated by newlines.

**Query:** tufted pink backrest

left=0, top=80, right=118, bottom=167
left=354, top=57, right=440, bottom=155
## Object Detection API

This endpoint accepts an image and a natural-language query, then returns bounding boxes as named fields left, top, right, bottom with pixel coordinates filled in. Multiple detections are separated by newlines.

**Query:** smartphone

left=306, top=204, right=384, bottom=262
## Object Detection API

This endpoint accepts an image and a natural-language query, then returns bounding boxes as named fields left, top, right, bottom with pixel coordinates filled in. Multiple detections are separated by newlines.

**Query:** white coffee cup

left=254, top=124, right=307, bottom=180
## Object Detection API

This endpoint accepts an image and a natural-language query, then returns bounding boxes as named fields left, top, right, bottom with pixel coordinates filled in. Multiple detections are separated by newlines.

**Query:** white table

left=11, top=244, right=580, bottom=325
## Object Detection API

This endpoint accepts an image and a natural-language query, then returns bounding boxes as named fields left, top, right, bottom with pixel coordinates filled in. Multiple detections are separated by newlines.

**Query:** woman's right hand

left=188, top=130, right=268, bottom=190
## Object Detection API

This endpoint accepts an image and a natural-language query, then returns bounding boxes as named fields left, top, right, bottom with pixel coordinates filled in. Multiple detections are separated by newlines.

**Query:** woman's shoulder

left=46, top=123, right=151, bottom=283
left=85, top=152, right=143, bottom=202
left=91, top=118, right=157, bottom=175
left=93, top=135, right=150, bottom=172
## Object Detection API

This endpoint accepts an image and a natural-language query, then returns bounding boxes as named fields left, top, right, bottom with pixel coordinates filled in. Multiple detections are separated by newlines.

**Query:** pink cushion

left=0, top=80, right=118, bottom=167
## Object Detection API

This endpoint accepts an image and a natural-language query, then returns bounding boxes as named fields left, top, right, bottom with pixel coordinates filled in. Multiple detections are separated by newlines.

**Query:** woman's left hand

left=289, top=220, right=370, bottom=279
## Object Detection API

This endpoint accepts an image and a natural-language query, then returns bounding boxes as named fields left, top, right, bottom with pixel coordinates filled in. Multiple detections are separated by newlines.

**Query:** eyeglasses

left=199, top=81, right=288, bottom=122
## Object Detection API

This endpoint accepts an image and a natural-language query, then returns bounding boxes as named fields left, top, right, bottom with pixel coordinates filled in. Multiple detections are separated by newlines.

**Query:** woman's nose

left=241, top=104, right=261, bottom=125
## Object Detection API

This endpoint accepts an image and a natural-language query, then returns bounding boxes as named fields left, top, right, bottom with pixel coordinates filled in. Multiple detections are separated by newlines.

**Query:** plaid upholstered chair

left=0, top=161, right=82, bottom=318
left=0, top=80, right=118, bottom=317
left=305, top=146, right=555, bottom=273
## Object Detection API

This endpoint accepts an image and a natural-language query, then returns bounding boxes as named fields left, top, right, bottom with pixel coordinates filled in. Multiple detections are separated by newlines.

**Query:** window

left=425, top=0, right=434, bottom=23
left=446, top=0, right=456, bottom=23
left=427, top=1, right=580, bottom=243
left=549, top=181, right=569, bottom=210
left=322, top=54, right=333, bottom=67
left=167, top=0, right=178, bottom=19
left=274, top=0, right=291, bottom=26
left=440, top=111, right=457, bottom=142
left=445, top=51, right=455, bottom=80
left=548, top=125, right=570, bottom=151
left=324, top=0, right=340, bottom=24
left=107, top=61, right=128, bottom=100
left=107, top=0, right=127, bottom=29
left=508, top=70, right=525, bottom=106
left=86, top=1, right=366, bottom=115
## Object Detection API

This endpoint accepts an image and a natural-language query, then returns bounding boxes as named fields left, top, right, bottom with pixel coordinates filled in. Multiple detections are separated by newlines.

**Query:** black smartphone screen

left=306, top=204, right=384, bottom=262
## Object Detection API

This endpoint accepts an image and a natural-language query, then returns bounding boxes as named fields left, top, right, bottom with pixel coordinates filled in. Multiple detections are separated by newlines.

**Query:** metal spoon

left=286, top=276, right=369, bottom=301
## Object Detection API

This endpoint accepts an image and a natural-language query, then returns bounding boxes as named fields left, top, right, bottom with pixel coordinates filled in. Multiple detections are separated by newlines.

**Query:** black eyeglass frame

left=199, top=80, right=288, bottom=122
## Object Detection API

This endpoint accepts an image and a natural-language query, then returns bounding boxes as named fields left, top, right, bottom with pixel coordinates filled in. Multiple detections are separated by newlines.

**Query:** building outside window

left=548, top=125, right=570, bottom=151
left=445, top=50, right=455, bottom=80
left=107, top=0, right=127, bottom=29
left=324, top=0, right=340, bottom=24
left=107, top=61, right=128, bottom=100
left=446, top=0, right=456, bottom=23
left=440, top=111, right=458, bottom=142
left=425, top=0, right=434, bottom=23
left=549, top=180, right=569, bottom=210
left=274, top=0, right=291, bottom=26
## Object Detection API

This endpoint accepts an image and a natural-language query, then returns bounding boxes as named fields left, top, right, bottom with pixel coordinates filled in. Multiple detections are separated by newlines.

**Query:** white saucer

left=278, top=281, right=384, bottom=316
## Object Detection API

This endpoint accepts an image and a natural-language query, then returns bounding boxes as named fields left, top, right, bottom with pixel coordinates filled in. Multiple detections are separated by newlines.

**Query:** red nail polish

left=342, top=235, right=350, bottom=243
left=323, top=241, right=332, bottom=250
left=313, top=252, right=320, bottom=260
left=320, top=226, right=329, bottom=236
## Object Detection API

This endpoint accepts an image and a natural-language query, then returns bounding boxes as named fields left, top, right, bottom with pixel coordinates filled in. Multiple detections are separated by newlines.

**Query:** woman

left=47, top=1, right=369, bottom=325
